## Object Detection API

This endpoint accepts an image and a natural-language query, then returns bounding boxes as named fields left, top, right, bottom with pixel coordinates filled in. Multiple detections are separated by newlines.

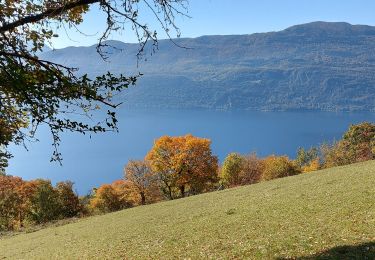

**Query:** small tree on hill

left=220, top=153, right=245, bottom=187
left=124, top=160, right=160, bottom=205
left=295, top=147, right=319, bottom=168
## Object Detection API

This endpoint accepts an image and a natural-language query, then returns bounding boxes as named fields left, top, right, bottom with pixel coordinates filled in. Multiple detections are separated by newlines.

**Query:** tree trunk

left=140, top=192, right=146, bottom=205
left=180, top=185, right=185, bottom=198
left=167, top=185, right=173, bottom=200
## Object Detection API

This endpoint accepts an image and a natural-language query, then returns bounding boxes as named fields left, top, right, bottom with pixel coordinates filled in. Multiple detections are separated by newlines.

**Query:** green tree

left=0, top=149, right=10, bottom=175
left=342, top=122, right=375, bottom=161
left=0, top=0, right=187, bottom=164
left=220, top=153, right=245, bottom=187
left=220, top=152, right=264, bottom=187
left=29, top=180, right=61, bottom=223
left=322, top=122, right=375, bottom=168
left=295, top=147, right=319, bottom=168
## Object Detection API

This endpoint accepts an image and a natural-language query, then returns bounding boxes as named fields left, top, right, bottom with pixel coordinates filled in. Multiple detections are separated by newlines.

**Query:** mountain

left=41, top=22, right=375, bottom=111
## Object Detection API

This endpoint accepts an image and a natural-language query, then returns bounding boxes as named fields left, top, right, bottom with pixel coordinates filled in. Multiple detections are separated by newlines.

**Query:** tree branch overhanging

left=0, top=0, right=100, bottom=33
left=0, top=0, right=188, bottom=165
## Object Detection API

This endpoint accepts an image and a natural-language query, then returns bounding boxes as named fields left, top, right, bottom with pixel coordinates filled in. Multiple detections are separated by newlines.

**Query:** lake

left=8, top=109, right=375, bottom=194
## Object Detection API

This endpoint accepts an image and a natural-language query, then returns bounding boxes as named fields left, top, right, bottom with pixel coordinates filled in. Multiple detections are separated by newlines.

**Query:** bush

left=90, top=181, right=133, bottom=213
left=262, top=155, right=300, bottom=181
left=322, top=122, right=375, bottom=168
left=295, top=147, right=318, bottom=168
left=0, top=176, right=84, bottom=230
left=302, top=158, right=320, bottom=173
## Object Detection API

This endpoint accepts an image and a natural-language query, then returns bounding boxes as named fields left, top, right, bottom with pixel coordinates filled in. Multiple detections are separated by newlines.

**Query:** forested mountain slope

left=41, top=22, right=375, bottom=111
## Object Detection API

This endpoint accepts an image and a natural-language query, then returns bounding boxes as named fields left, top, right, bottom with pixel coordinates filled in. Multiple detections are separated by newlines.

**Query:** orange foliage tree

left=90, top=180, right=133, bottom=212
left=0, top=176, right=82, bottom=230
left=146, top=134, right=218, bottom=199
left=0, top=175, right=24, bottom=230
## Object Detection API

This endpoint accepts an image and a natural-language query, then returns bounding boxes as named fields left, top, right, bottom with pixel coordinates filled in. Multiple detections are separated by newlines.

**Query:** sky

left=52, top=0, right=375, bottom=48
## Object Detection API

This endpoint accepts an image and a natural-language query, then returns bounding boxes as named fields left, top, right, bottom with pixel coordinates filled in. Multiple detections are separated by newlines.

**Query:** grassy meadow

left=1, top=160, right=374, bottom=259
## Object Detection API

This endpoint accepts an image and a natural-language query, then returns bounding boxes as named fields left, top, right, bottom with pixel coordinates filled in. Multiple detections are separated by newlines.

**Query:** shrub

left=302, top=158, right=320, bottom=173
left=220, top=153, right=263, bottom=187
left=262, top=155, right=300, bottom=181
left=322, top=122, right=375, bottom=168
left=90, top=181, right=133, bottom=213
left=295, top=147, right=319, bottom=168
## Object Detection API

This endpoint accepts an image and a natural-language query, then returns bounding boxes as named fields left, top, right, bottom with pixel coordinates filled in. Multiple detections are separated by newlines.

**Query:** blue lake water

left=8, top=109, right=375, bottom=194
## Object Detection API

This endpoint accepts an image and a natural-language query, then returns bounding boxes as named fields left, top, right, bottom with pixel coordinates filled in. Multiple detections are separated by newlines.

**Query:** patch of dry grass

left=1, top=161, right=374, bottom=259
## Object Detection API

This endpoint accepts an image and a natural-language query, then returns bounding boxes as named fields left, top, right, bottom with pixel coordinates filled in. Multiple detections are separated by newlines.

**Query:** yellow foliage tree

left=302, top=158, right=320, bottom=173
left=262, top=155, right=300, bottom=181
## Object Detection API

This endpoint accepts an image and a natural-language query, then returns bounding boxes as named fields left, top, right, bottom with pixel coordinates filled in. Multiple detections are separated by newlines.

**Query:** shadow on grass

left=279, top=242, right=375, bottom=260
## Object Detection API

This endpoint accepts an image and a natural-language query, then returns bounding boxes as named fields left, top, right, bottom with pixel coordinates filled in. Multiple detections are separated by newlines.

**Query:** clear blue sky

left=52, top=0, right=375, bottom=48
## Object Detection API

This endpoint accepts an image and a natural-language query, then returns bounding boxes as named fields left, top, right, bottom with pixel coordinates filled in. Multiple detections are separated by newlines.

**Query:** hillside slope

left=40, top=21, right=375, bottom=111
left=1, top=161, right=375, bottom=259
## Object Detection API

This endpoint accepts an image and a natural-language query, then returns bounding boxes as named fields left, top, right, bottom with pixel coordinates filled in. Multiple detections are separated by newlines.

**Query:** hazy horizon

left=50, top=0, right=375, bottom=48
left=46, top=20, right=374, bottom=49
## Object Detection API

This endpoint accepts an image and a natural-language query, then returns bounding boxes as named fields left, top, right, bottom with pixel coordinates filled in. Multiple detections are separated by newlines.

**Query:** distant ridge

left=41, top=22, right=375, bottom=111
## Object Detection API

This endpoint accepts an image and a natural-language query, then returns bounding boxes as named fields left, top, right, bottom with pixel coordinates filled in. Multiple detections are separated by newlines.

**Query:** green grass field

left=1, top=161, right=374, bottom=259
